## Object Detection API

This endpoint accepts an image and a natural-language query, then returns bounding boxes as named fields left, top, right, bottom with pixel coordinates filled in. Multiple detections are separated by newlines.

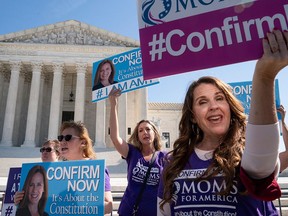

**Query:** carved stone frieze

left=0, top=43, right=134, bottom=60
left=0, top=20, right=140, bottom=47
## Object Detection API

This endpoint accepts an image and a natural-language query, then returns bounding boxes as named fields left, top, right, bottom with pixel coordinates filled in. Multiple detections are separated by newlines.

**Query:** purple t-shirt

left=158, top=152, right=278, bottom=215
left=118, top=144, right=166, bottom=216
left=105, top=167, right=111, bottom=192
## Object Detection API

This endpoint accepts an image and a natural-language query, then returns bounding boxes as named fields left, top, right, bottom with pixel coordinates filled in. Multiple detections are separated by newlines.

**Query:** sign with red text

left=137, top=0, right=288, bottom=79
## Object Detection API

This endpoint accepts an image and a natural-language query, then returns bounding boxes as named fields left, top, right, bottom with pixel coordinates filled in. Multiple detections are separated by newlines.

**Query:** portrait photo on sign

left=92, top=48, right=159, bottom=102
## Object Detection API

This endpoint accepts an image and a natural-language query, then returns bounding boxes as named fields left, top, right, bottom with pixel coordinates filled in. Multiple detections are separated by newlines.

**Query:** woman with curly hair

left=158, top=29, right=287, bottom=215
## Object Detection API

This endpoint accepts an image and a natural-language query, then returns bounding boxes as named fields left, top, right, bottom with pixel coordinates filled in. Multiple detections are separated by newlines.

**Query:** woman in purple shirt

left=109, top=89, right=166, bottom=216
left=158, top=29, right=287, bottom=215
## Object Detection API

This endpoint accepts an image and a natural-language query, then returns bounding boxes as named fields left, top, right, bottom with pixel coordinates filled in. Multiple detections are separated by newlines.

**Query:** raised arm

left=242, top=30, right=288, bottom=179
left=249, top=30, right=288, bottom=124
left=108, top=88, right=129, bottom=158
left=278, top=105, right=288, bottom=172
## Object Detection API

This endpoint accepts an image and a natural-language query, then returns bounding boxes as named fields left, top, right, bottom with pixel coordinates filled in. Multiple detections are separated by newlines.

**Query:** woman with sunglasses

left=58, top=120, right=113, bottom=215
left=40, top=139, right=60, bottom=162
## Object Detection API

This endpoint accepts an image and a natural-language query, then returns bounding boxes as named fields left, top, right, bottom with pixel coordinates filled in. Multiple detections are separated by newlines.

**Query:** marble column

left=35, top=73, right=47, bottom=145
left=0, top=64, right=4, bottom=103
left=0, top=64, right=6, bottom=140
left=118, top=93, right=127, bottom=141
left=95, top=100, right=106, bottom=148
left=22, top=62, right=43, bottom=147
left=48, top=62, right=64, bottom=139
left=0, top=61, right=22, bottom=146
left=74, top=63, right=87, bottom=122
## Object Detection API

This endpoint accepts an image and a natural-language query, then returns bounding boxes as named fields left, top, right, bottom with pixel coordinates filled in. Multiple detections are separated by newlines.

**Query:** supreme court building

left=0, top=20, right=182, bottom=149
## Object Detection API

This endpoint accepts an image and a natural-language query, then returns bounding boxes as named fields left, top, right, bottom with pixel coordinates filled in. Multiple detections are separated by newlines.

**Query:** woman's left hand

left=108, top=88, right=122, bottom=107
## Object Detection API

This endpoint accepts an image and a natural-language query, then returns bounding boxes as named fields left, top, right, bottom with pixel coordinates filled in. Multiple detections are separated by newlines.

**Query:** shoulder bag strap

left=133, top=151, right=158, bottom=210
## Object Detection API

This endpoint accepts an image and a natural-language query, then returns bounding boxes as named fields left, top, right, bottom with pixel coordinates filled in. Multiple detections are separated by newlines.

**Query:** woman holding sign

left=92, top=59, right=118, bottom=91
left=58, top=120, right=113, bottom=215
left=16, top=165, right=48, bottom=216
left=157, top=29, right=287, bottom=215
left=109, top=89, right=166, bottom=216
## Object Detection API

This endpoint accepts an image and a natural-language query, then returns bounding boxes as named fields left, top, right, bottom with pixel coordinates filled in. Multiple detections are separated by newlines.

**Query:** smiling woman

left=92, top=59, right=118, bottom=91
left=58, top=120, right=113, bottom=215
left=157, top=29, right=288, bottom=215
left=16, top=165, right=49, bottom=216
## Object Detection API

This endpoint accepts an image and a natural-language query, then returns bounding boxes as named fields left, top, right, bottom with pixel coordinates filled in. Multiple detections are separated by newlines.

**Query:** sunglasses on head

left=57, top=134, right=80, bottom=142
left=40, top=147, right=53, bottom=153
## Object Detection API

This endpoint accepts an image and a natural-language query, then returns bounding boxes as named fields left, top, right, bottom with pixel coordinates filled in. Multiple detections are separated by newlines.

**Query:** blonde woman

left=58, top=121, right=113, bottom=215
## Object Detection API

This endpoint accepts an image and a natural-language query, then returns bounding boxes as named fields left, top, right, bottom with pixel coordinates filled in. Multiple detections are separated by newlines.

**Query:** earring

left=192, top=124, right=199, bottom=135
left=230, top=117, right=235, bottom=126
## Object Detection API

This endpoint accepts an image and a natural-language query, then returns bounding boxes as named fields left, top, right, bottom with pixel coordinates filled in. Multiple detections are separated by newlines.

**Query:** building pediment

left=0, top=20, right=139, bottom=47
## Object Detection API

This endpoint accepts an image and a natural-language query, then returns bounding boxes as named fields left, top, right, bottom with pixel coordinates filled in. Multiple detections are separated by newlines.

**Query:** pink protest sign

left=138, top=0, right=288, bottom=79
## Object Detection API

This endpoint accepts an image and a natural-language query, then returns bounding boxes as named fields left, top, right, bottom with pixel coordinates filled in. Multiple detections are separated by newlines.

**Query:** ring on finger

left=271, top=46, right=279, bottom=53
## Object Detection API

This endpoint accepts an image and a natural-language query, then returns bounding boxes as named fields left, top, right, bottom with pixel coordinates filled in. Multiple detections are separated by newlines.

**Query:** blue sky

left=1, top=0, right=287, bottom=150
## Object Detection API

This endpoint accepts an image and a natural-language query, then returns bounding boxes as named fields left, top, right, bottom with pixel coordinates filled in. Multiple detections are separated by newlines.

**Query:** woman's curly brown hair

left=160, top=76, right=247, bottom=209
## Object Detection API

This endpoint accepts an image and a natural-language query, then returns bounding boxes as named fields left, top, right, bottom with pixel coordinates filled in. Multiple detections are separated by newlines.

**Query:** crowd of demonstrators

left=11, top=30, right=288, bottom=216
left=109, top=88, right=166, bottom=216
left=58, top=121, right=113, bottom=215
left=157, top=29, right=287, bottom=215
left=15, top=165, right=49, bottom=216
left=278, top=105, right=288, bottom=173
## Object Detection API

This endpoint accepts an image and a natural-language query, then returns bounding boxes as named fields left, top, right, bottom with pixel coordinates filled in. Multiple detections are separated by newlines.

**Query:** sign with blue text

left=92, top=48, right=159, bottom=102
left=17, top=160, right=105, bottom=216
left=1, top=167, right=21, bottom=216
left=229, top=79, right=280, bottom=116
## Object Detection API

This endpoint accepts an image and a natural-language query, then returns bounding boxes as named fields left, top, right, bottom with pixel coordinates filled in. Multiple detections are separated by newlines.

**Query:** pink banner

left=138, top=0, right=288, bottom=79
